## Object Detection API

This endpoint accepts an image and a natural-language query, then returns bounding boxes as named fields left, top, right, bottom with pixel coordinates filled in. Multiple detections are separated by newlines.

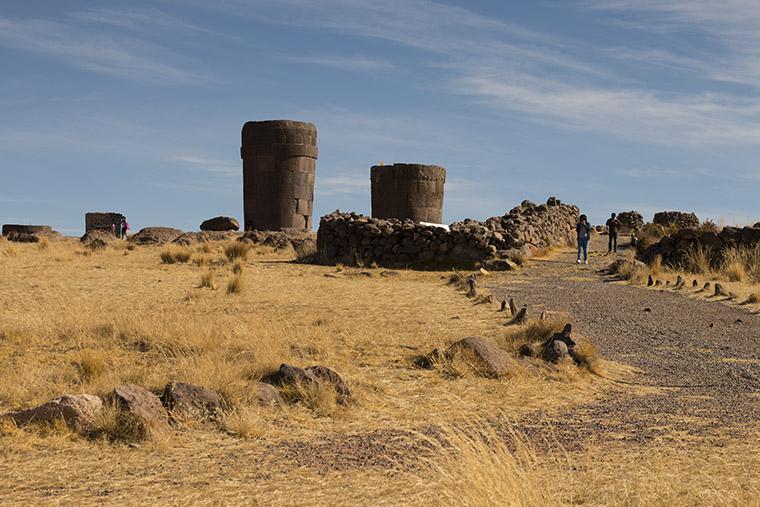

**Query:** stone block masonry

left=241, top=120, right=317, bottom=231
left=317, top=197, right=579, bottom=267
left=371, top=164, right=445, bottom=223
left=85, top=212, right=125, bottom=235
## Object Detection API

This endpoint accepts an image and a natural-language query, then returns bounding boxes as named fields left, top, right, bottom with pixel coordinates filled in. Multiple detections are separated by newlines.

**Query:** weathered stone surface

left=371, top=163, right=446, bottom=223
left=254, top=382, right=284, bottom=407
left=200, top=216, right=239, bottom=232
left=130, top=227, right=184, bottom=245
left=616, top=211, right=644, bottom=231
left=5, top=394, right=102, bottom=433
left=173, top=231, right=238, bottom=245
left=239, top=228, right=316, bottom=256
left=316, top=197, right=579, bottom=267
left=261, top=364, right=352, bottom=405
left=80, top=229, right=116, bottom=248
left=241, top=120, right=317, bottom=231
left=162, top=382, right=224, bottom=422
left=112, top=384, right=168, bottom=429
left=542, top=340, right=570, bottom=363
left=518, top=343, right=540, bottom=358
left=85, top=212, right=124, bottom=234
left=653, top=211, right=700, bottom=229
left=2, top=224, right=61, bottom=243
left=541, top=324, right=577, bottom=364
left=445, top=336, right=516, bottom=378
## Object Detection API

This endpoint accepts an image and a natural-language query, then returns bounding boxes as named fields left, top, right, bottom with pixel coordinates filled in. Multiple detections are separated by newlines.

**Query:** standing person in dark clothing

left=606, top=213, right=621, bottom=254
left=576, top=214, right=592, bottom=264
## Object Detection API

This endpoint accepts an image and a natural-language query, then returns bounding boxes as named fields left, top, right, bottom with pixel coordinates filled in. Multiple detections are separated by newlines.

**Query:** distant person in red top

left=606, top=213, right=622, bottom=254
left=111, top=223, right=116, bottom=237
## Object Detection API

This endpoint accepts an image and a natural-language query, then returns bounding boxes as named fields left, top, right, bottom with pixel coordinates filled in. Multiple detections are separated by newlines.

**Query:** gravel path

left=491, top=241, right=760, bottom=443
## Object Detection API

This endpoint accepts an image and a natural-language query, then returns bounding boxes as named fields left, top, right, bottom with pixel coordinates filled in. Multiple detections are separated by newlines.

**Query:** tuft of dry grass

left=279, top=381, right=342, bottom=418
left=73, top=349, right=107, bottom=382
left=724, top=260, right=746, bottom=282
left=231, top=258, right=244, bottom=274
left=220, top=407, right=266, bottom=439
left=224, top=241, right=250, bottom=262
left=500, top=314, right=571, bottom=353
left=90, top=401, right=158, bottom=443
left=160, top=245, right=192, bottom=264
left=649, top=254, right=663, bottom=276
left=226, top=272, right=244, bottom=295
left=683, top=244, right=714, bottom=274
left=744, top=289, right=760, bottom=305
left=571, top=341, right=603, bottom=375
left=199, top=270, right=217, bottom=290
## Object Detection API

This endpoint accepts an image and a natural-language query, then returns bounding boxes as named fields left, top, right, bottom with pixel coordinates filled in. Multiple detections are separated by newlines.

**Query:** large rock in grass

left=254, top=382, right=284, bottom=407
left=445, top=336, right=516, bottom=378
left=161, top=382, right=225, bottom=422
left=5, top=394, right=102, bottom=433
left=261, top=364, right=352, bottom=405
left=112, top=384, right=168, bottom=431
left=200, top=216, right=239, bottom=232
left=130, top=227, right=184, bottom=245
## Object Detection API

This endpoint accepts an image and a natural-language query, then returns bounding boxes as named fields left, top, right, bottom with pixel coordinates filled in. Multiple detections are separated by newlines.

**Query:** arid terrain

left=1, top=234, right=759, bottom=505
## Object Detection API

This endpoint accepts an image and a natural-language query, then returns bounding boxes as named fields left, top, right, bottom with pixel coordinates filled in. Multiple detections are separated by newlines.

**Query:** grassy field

left=0, top=237, right=758, bottom=505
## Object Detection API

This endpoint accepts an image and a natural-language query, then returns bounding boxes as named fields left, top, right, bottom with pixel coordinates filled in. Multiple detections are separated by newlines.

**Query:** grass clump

left=199, top=270, right=216, bottom=290
left=226, top=272, right=244, bottom=295
left=224, top=241, right=250, bottom=262
left=501, top=314, right=571, bottom=353
left=73, top=349, right=107, bottom=382
left=160, top=245, right=192, bottom=264
left=220, top=407, right=266, bottom=439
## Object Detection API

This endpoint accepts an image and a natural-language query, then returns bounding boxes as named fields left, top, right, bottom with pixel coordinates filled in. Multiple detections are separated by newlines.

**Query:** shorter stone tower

left=241, top=120, right=317, bottom=231
left=370, top=163, right=446, bottom=223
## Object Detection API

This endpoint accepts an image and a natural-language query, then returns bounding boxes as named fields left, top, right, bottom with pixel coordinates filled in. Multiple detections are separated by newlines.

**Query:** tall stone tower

left=370, top=163, right=446, bottom=223
left=240, top=120, right=317, bottom=231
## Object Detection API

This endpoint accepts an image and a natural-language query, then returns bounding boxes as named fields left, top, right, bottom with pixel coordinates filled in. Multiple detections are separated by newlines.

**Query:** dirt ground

left=1, top=236, right=759, bottom=505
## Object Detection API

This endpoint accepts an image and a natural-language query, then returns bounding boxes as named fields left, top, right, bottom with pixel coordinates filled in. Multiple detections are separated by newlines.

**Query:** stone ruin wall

left=639, top=224, right=760, bottom=268
left=652, top=211, right=700, bottom=229
left=370, top=164, right=445, bottom=223
left=241, top=120, right=317, bottom=231
left=317, top=198, right=579, bottom=267
left=85, top=212, right=125, bottom=235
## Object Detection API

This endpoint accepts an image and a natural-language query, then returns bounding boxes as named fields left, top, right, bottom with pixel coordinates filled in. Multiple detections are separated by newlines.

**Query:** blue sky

left=1, top=0, right=759, bottom=234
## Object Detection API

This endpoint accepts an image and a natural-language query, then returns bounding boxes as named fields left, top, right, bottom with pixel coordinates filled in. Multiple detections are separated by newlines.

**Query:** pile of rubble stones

left=653, top=211, right=700, bottom=229
left=639, top=224, right=760, bottom=268
left=317, top=197, right=579, bottom=267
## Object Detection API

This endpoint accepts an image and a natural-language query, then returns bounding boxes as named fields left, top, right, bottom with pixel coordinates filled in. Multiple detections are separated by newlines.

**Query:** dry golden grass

left=500, top=314, right=572, bottom=352
left=0, top=238, right=755, bottom=504
left=224, top=240, right=250, bottom=262
left=159, top=244, right=192, bottom=264
left=226, top=271, right=244, bottom=294
left=199, top=269, right=216, bottom=289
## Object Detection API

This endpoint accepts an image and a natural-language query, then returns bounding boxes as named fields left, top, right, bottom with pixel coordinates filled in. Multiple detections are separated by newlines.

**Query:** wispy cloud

left=282, top=55, right=394, bottom=72
left=170, top=155, right=239, bottom=176
left=207, top=0, right=760, bottom=147
left=0, top=17, right=209, bottom=84
left=316, top=175, right=368, bottom=196
left=72, top=8, right=209, bottom=34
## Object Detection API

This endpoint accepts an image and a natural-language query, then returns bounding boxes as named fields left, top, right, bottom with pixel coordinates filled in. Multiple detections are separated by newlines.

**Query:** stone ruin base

left=317, top=197, right=579, bottom=268
left=2, top=224, right=61, bottom=243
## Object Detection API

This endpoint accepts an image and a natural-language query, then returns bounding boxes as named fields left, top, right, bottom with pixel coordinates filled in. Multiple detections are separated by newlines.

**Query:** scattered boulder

left=112, top=384, right=169, bottom=432
left=540, top=324, right=577, bottom=364
left=714, top=283, right=727, bottom=297
left=130, top=227, right=184, bottom=245
left=542, top=340, right=570, bottom=363
left=647, top=275, right=654, bottom=287
left=5, top=394, right=102, bottom=433
left=80, top=229, right=115, bottom=249
left=261, top=364, right=352, bottom=405
left=161, top=382, right=225, bottom=422
left=445, top=336, right=517, bottom=378
left=200, top=216, right=239, bottom=232
left=518, top=343, right=540, bottom=358
left=173, top=231, right=238, bottom=245
left=507, top=307, right=528, bottom=325
left=254, top=382, right=284, bottom=407
left=617, top=211, right=644, bottom=231
left=239, top=228, right=317, bottom=257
